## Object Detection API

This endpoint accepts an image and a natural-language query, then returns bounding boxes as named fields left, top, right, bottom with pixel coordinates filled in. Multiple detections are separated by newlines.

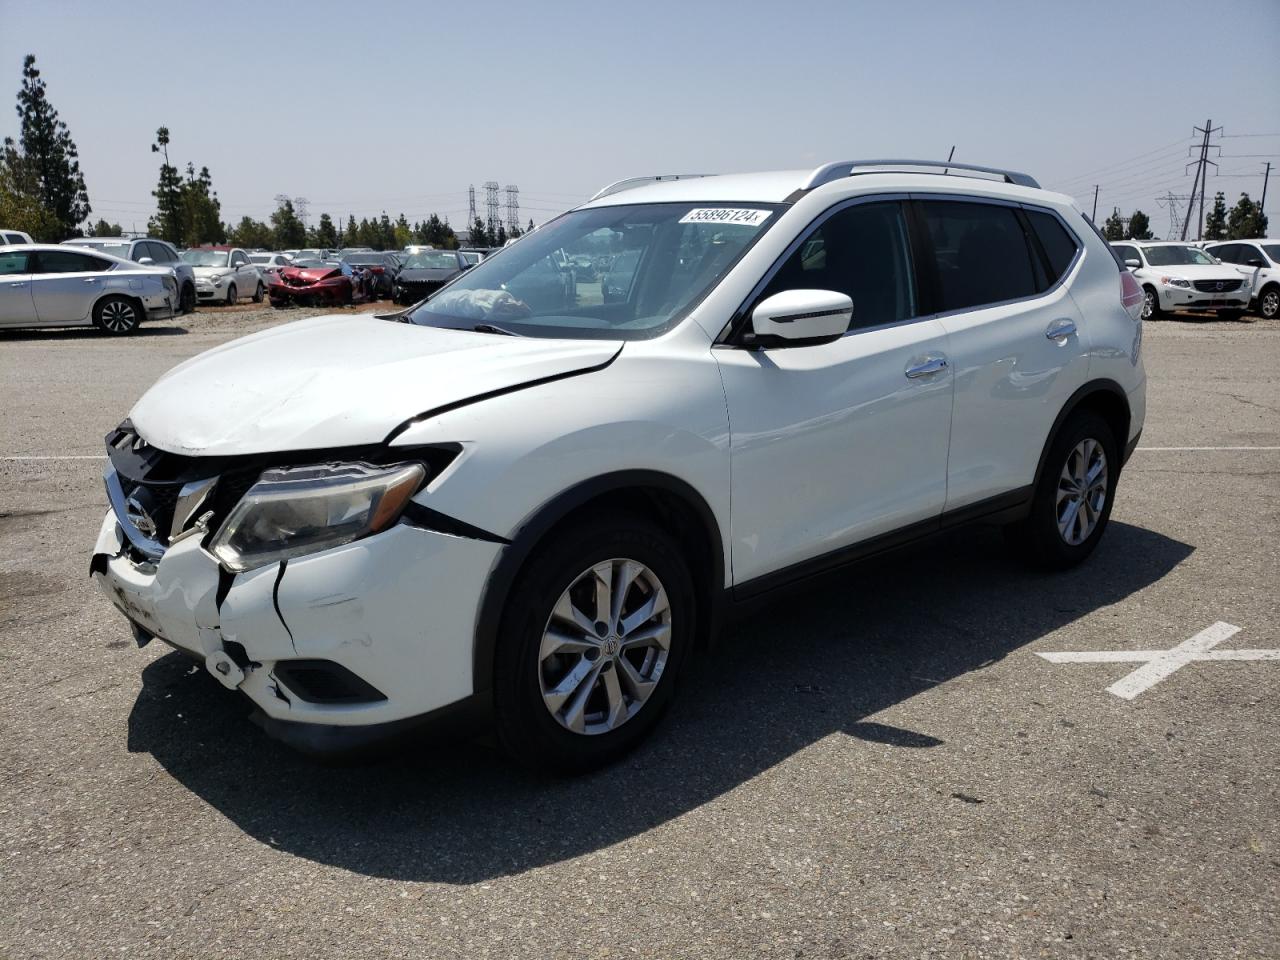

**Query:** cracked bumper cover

left=91, top=509, right=502, bottom=735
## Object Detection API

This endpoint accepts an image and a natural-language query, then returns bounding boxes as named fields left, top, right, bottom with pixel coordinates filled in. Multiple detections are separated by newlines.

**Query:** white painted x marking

left=1037, top=622, right=1279, bottom=700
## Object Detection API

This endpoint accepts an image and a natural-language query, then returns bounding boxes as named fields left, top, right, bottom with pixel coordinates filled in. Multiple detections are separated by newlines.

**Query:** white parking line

left=1135, top=446, right=1280, bottom=451
left=1038, top=622, right=1280, bottom=700
left=2, top=455, right=108, bottom=461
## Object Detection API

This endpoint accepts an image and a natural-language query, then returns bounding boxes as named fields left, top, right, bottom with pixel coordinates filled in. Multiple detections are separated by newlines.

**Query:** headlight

left=209, top=461, right=426, bottom=572
left=1160, top=276, right=1191, bottom=288
left=1240, top=277, right=1251, bottom=290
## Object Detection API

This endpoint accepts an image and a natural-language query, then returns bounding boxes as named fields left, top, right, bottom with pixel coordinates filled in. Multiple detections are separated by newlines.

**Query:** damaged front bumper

left=91, top=508, right=502, bottom=752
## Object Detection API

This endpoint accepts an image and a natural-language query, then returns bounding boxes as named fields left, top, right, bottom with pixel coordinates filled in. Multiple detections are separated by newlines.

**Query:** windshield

left=343, top=256, right=384, bottom=266
left=182, top=249, right=230, bottom=267
left=404, top=252, right=459, bottom=270
left=290, top=259, right=328, bottom=269
left=405, top=202, right=779, bottom=339
left=76, top=241, right=131, bottom=258
left=1261, top=244, right=1280, bottom=263
left=1141, top=245, right=1216, bottom=267
left=249, top=254, right=274, bottom=264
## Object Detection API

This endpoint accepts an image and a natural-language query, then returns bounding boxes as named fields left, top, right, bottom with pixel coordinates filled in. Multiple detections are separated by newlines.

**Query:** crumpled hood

left=278, top=266, right=340, bottom=284
left=130, top=313, right=621, bottom=455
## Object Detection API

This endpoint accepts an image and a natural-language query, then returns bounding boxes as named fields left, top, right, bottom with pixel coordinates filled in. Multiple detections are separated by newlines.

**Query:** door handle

left=905, top=356, right=948, bottom=379
left=82, top=277, right=100, bottom=283
left=1046, top=318, right=1076, bottom=341
left=9, top=282, right=25, bottom=288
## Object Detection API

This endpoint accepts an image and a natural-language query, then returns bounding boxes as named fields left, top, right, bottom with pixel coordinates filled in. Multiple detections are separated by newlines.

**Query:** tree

left=1103, top=208, right=1125, bottom=241
left=1126, top=209, right=1153, bottom=241
left=394, top=212, right=411, bottom=249
left=471, top=217, right=489, bottom=247
left=147, top=127, right=184, bottom=243
left=3, top=55, right=91, bottom=239
left=1203, top=192, right=1228, bottom=241
left=312, top=212, right=338, bottom=249
left=527, top=218, right=535, bottom=234
left=270, top=198, right=306, bottom=249
left=496, top=223, right=508, bottom=245
left=90, top=218, right=122, bottom=236
left=343, top=215, right=358, bottom=248
left=0, top=150, right=60, bottom=240
left=181, top=163, right=224, bottom=245
left=1226, top=192, right=1268, bottom=240
left=228, top=216, right=273, bottom=249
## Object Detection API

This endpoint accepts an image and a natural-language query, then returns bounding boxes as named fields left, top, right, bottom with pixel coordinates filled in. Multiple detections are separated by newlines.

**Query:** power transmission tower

left=274, top=193, right=291, bottom=209
left=504, top=185, right=519, bottom=233
left=1181, top=119, right=1221, bottom=240
left=484, top=181, right=500, bottom=237
left=468, top=185, right=478, bottom=226
left=1157, top=192, right=1192, bottom=240
left=294, top=197, right=310, bottom=230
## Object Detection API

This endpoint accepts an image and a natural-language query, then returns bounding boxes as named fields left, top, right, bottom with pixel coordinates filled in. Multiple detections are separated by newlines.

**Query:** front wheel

left=252, top=281, right=264, bottom=303
left=92, top=295, right=141, bottom=335
left=1258, top=285, right=1280, bottom=320
left=1006, top=410, right=1119, bottom=569
left=225, top=283, right=237, bottom=305
left=1141, top=285, right=1161, bottom=320
left=179, top=282, right=196, bottom=314
left=494, top=516, right=694, bottom=773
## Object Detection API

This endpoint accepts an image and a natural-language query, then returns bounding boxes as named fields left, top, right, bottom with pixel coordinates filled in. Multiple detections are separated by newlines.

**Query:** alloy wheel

left=538, top=558, right=672, bottom=736
left=1056, top=438, right=1108, bottom=546
left=1141, top=289, right=1156, bottom=320
left=1262, top=289, right=1279, bottom=319
left=99, top=300, right=137, bottom=332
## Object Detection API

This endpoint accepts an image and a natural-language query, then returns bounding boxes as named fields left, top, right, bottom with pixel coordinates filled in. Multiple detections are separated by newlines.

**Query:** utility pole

left=1261, top=161, right=1271, bottom=221
left=1091, top=184, right=1099, bottom=222
left=1182, top=119, right=1221, bottom=240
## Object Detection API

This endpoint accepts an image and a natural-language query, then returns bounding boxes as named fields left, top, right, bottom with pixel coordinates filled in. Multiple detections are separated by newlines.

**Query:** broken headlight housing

left=209, top=461, right=425, bottom=572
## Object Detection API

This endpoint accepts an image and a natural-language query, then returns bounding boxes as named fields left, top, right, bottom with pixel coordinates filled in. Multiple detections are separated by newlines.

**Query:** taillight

left=1120, top=270, right=1144, bottom=321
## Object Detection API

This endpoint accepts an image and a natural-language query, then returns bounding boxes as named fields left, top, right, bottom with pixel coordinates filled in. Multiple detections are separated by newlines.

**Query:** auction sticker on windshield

left=678, top=208, right=772, bottom=226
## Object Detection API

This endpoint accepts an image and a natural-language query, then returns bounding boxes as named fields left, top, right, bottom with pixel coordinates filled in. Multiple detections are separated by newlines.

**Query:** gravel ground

left=0, top=306, right=1277, bottom=959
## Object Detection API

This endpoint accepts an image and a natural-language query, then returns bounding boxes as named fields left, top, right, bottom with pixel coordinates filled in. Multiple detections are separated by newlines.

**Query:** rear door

left=30, top=249, right=113, bottom=323
left=0, top=249, right=35, bottom=325
left=915, top=197, right=1090, bottom=510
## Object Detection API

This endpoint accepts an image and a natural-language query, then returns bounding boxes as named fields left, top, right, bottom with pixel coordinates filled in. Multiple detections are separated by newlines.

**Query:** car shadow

left=0, top=325, right=189, bottom=341
left=126, top=520, right=1192, bottom=884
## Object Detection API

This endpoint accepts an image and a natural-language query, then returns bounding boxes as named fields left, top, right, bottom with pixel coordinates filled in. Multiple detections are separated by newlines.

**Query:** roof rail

left=802, top=159, right=1040, bottom=192
left=589, top=173, right=715, bottom=202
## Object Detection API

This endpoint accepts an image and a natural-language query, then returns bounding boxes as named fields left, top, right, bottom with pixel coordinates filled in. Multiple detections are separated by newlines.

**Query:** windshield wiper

left=472, top=323, right=522, bottom=337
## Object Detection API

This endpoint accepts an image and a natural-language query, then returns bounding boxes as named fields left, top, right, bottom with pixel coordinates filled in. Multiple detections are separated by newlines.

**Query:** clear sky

left=3, top=0, right=1278, bottom=235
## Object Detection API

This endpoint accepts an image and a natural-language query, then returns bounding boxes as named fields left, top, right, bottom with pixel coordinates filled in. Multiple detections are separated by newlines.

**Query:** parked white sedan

left=181, top=246, right=264, bottom=305
left=0, top=244, right=177, bottom=334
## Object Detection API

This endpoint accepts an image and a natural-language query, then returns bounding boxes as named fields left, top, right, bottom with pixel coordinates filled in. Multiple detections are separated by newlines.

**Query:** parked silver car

left=63, top=236, right=197, bottom=315
left=180, top=246, right=264, bottom=305
left=0, top=244, right=177, bottom=334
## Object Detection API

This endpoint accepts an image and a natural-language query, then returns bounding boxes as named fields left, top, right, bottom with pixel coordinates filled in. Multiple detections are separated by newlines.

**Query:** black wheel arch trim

left=1031, top=378, right=1131, bottom=494
left=470, top=469, right=726, bottom=701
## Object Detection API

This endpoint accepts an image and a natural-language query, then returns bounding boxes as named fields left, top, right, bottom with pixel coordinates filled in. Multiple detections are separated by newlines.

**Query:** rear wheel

left=1141, top=285, right=1161, bottom=320
left=1259, top=284, right=1280, bottom=320
left=225, top=283, right=237, bottom=305
left=93, top=295, right=141, bottom=336
left=1007, top=410, right=1119, bottom=569
left=252, top=281, right=264, bottom=303
left=494, top=515, right=694, bottom=773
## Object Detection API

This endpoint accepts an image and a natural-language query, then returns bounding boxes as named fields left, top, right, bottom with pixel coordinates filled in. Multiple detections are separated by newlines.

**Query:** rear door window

left=33, top=250, right=112, bottom=273
left=918, top=200, right=1037, bottom=312
left=1025, top=210, right=1081, bottom=285
left=0, top=251, right=30, bottom=274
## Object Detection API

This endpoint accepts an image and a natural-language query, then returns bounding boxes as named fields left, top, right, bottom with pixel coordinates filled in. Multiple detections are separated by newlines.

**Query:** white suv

left=90, top=160, right=1147, bottom=770
left=1203, top=239, right=1280, bottom=320
left=1110, top=239, right=1251, bottom=320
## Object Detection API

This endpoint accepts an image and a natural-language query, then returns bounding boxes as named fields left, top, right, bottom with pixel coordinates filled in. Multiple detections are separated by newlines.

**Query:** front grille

left=1193, top=278, right=1242, bottom=293
left=116, top=475, right=182, bottom=543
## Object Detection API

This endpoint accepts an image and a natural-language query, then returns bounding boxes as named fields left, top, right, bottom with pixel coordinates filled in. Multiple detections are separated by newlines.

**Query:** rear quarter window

left=1025, top=210, right=1081, bottom=285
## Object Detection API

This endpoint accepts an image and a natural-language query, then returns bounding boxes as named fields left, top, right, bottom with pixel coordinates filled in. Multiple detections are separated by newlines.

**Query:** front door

left=717, top=198, right=954, bottom=587
left=0, top=249, right=34, bottom=326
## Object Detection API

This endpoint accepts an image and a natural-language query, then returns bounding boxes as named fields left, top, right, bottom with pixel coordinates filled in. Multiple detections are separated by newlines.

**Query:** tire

left=1006, top=410, right=1119, bottom=570
left=1141, top=285, right=1161, bottom=320
left=180, top=282, right=196, bottom=315
left=252, top=281, right=264, bottom=303
left=1218, top=309, right=1244, bottom=322
left=269, top=298, right=287, bottom=309
left=92, top=295, right=141, bottom=336
left=1258, top=284, right=1280, bottom=320
left=225, top=283, right=237, bottom=306
left=493, top=514, right=694, bottom=774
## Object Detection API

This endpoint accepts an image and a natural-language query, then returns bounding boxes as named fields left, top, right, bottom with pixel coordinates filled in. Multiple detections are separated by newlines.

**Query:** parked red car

left=268, top=260, right=358, bottom=308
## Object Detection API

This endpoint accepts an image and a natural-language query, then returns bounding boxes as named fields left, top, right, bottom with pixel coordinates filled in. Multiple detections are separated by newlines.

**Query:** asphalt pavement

left=1, top=305, right=1276, bottom=959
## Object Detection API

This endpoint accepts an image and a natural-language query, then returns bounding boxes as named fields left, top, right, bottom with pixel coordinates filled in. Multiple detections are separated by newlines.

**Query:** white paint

left=2, top=455, right=107, bottom=461
left=1037, top=622, right=1279, bottom=699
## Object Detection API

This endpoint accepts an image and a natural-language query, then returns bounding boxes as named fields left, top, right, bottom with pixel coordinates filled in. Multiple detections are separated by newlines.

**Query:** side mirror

left=1246, top=258, right=1265, bottom=267
left=137, top=257, right=155, bottom=265
left=750, top=289, right=851, bottom=346
left=1124, top=258, right=1141, bottom=270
